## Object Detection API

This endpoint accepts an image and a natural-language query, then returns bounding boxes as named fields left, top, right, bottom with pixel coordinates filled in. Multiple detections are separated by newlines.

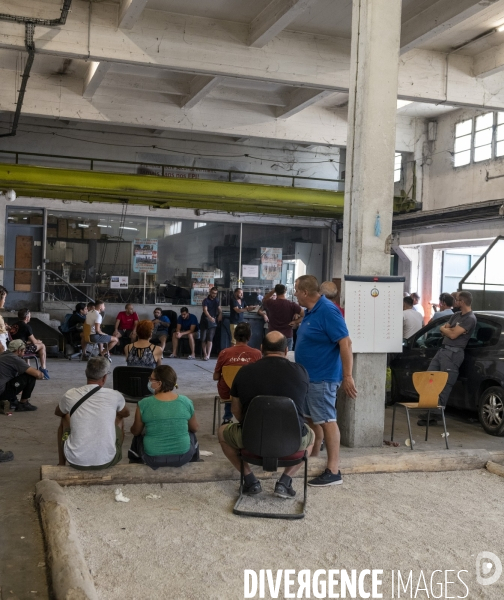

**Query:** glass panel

left=394, top=169, right=401, bottom=183
left=496, top=124, right=504, bottom=141
left=466, top=321, right=501, bottom=348
left=496, top=140, right=504, bottom=157
left=454, top=135, right=471, bottom=153
left=464, top=258, right=485, bottom=285
left=474, top=145, right=492, bottom=162
left=455, top=119, right=472, bottom=137
left=394, top=153, right=402, bottom=169
left=474, top=128, right=492, bottom=147
left=444, top=253, right=470, bottom=276
left=484, top=239, right=504, bottom=285
left=498, top=112, right=504, bottom=125
left=414, top=322, right=444, bottom=349
left=475, top=112, right=493, bottom=131
left=454, top=150, right=470, bottom=167
left=7, top=207, right=43, bottom=224
left=486, top=284, right=504, bottom=291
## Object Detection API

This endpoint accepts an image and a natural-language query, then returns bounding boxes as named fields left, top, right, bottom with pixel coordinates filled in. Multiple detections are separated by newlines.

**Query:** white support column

left=339, top=0, right=402, bottom=448
left=83, top=62, right=110, bottom=99
left=118, top=0, right=149, bottom=29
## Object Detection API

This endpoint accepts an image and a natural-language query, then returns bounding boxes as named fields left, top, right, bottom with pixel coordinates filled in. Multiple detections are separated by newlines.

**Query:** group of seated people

left=54, top=330, right=312, bottom=499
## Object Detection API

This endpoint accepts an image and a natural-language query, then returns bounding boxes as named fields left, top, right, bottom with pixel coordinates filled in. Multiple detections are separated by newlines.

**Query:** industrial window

left=194, top=222, right=207, bottom=229
left=495, top=112, right=504, bottom=157
left=474, top=112, right=493, bottom=162
left=393, top=153, right=402, bottom=182
left=167, top=221, right=182, bottom=236
left=454, top=119, right=472, bottom=167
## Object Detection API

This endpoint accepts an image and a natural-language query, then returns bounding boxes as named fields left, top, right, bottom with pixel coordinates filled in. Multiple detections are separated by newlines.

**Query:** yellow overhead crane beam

left=0, top=163, right=418, bottom=217
left=0, top=163, right=344, bottom=218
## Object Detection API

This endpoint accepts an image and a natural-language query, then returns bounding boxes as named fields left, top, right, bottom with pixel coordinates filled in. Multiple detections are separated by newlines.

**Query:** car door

left=390, top=318, right=448, bottom=398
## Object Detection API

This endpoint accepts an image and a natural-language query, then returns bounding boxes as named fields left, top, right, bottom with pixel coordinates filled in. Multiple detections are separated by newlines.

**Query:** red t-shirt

left=214, top=345, right=262, bottom=399
left=262, top=298, right=302, bottom=338
left=116, top=311, right=139, bottom=331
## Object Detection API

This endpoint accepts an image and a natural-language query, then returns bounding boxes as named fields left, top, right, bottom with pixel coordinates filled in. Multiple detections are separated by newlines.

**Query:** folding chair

left=233, top=395, right=308, bottom=520
left=113, top=366, right=152, bottom=403
left=213, top=365, right=242, bottom=434
left=391, top=371, right=450, bottom=451
left=80, top=323, right=100, bottom=361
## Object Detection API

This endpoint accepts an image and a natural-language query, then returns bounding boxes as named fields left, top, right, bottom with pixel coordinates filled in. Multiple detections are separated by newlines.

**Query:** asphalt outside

left=0, top=354, right=503, bottom=599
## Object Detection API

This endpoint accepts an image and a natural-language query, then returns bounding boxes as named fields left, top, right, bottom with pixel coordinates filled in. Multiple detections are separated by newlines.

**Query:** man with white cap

left=0, top=339, right=44, bottom=413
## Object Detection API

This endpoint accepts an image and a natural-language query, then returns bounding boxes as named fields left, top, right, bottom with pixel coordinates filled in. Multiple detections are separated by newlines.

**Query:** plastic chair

left=391, top=371, right=450, bottom=450
left=233, top=395, right=308, bottom=520
left=80, top=323, right=100, bottom=361
left=112, top=366, right=153, bottom=403
left=213, top=365, right=242, bottom=434
left=7, top=332, right=40, bottom=370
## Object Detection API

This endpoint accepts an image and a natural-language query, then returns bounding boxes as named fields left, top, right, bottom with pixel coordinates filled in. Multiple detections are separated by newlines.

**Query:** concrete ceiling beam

left=277, top=88, right=334, bottom=118
left=400, top=0, right=492, bottom=54
left=82, top=62, right=110, bottom=99
left=249, top=0, right=320, bottom=48
left=473, top=42, right=504, bottom=78
left=118, top=0, right=149, bottom=30
left=181, top=76, right=223, bottom=110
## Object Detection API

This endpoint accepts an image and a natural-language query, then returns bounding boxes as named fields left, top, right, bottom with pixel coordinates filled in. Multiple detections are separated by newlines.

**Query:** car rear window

left=466, top=320, right=501, bottom=348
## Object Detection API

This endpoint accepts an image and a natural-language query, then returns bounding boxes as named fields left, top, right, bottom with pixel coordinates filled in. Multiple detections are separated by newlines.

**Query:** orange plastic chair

left=80, top=323, right=100, bottom=361
left=213, top=365, right=242, bottom=434
left=391, top=371, right=449, bottom=450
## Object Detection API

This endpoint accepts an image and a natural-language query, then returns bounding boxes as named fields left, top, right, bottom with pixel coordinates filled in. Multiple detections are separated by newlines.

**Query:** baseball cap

left=8, top=339, right=26, bottom=352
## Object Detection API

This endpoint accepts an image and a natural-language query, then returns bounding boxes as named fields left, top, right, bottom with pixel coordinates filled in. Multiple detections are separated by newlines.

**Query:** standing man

left=0, top=339, right=44, bottom=413
left=85, top=300, right=119, bottom=362
left=229, top=288, right=257, bottom=345
left=418, top=291, right=477, bottom=426
left=403, top=296, right=424, bottom=339
left=258, top=284, right=303, bottom=351
left=430, top=293, right=454, bottom=322
left=9, top=309, right=50, bottom=380
left=169, top=307, right=200, bottom=359
left=113, top=304, right=139, bottom=346
left=294, top=275, right=357, bottom=487
left=320, top=281, right=345, bottom=317
left=200, top=287, right=221, bottom=360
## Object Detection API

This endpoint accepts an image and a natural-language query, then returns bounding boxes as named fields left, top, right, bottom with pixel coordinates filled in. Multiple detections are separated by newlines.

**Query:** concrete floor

left=1, top=355, right=503, bottom=599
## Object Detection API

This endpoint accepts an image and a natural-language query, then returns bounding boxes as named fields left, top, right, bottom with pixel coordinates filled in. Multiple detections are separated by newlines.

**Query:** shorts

left=23, top=343, right=38, bottom=355
left=90, top=334, right=111, bottom=343
left=67, top=425, right=123, bottom=471
left=200, top=322, right=217, bottom=342
left=223, top=422, right=315, bottom=451
left=303, top=381, right=339, bottom=424
left=180, top=330, right=200, bottom=340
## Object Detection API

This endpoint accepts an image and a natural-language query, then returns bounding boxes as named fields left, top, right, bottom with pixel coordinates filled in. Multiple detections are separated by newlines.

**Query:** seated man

left=113, top=303, right=139, bottom=349
left=0, top=339, right=44, bottom=413
left=55, top=356, right=130, bottom=469
left=0, top=285, right=10, bottom=353
left=218, top=331, right=314, bottom=499
left=169, top=307, right=200, bottom=360
left=85, top=300, right=119, bottom=361
left=151, top=307, right=171, bottom=354
left=9, top=308, right=50, bottom=379
left=65, top=302, right=88, bottom=348
left=213, top=322, right=262, bottom=425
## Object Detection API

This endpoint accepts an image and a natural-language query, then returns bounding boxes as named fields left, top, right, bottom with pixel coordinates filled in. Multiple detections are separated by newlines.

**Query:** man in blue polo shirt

left=294, top=275, right=357, bottom=487
left=169, top=307, right=200, bottom=360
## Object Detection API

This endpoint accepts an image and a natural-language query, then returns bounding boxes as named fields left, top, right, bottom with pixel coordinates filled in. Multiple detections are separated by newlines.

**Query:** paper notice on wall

left=110, top=276, right=128, bottom=289
left=190, top=271, right=215, bottom=305
left=260, top=248, right=282, bottom=280
left=132, top=239, right=158, bottom=274
left=242, top=264, right=259, bottom=278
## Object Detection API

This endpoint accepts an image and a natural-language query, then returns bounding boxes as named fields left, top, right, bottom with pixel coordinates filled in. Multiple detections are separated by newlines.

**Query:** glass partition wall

left=39, top=209, right=327, bottom=306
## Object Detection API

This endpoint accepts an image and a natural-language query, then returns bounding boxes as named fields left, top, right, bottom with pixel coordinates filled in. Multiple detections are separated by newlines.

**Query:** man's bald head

left=320, top=281, right=339, bottom=301
left=262, top=331, right=288, bottom=355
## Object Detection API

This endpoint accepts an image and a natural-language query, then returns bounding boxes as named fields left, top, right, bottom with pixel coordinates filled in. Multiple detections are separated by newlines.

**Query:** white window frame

left=473, top=112, right=494, bottom=164
left=394, top=153, right=402, bottom=183
left=454, top=118, right=473, bottom=168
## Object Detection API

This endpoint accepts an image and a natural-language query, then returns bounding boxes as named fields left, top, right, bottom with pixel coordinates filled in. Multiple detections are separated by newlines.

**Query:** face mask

left=147, top=381, right=158, bottom=394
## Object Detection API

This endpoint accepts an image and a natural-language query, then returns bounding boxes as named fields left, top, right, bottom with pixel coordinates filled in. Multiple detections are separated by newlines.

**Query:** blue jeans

left=303, top=381, right=340, bottom=425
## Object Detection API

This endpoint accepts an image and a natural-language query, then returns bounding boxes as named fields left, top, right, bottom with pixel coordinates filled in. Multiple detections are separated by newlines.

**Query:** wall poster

left=260, top=247, right=282, bottom=281
left=190, top=271, right=215, bottom=305
left=132, top=239, right=158, bottom=274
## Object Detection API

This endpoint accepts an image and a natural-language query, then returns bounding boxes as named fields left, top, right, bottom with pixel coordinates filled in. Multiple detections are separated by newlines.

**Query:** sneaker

left=308, top=468, right=343, bottom=487
left=187, top=355, right=196, bottom=360
left=103, top=353, right=112, bottom=363
left=274, top=480, right=296, bottom=499
left=0, top=399, right=11, bottom=415
left=243, top=480, right=262, bottom=495
left=417, top=418, right=439, bottom=426
left=0, top=450, right=14, bottom=462
left=40, top=368, right=50, bottom=380
left=16, top=401, right=37, bottom=412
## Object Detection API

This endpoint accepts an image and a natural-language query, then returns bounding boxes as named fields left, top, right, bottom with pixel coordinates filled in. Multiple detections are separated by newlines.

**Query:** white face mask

left=147, top=381, right=159, bottom=394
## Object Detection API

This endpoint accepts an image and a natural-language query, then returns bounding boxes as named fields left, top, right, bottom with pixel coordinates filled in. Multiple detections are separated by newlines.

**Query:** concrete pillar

left=418, top=244, right=434, bottom=321
left=339, top=0, right=402, bottom=447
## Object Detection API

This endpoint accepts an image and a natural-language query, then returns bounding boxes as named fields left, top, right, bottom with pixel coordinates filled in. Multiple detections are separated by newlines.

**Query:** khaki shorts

left=223, top=422, right=314, bottom=452
left=68, top=426, right=123, bottom=471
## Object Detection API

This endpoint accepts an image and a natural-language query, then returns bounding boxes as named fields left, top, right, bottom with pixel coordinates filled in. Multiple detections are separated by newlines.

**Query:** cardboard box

left=67, top=227, right=82, bottom=239
left=83, top=226, right=101, bottom=240
left=47, top=225, right=58, bottom=238
left=29, top=215, right=43, bottom=224
left=47, top=215, right=58, bottom=225
left=57, top=219, right=68, bottom=238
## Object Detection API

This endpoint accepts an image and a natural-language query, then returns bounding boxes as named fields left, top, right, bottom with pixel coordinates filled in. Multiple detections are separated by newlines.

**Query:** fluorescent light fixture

left=78, top=224, right=90, bottom=228
left=397, top=100, right=413, bottom=109
left=498, top=24, right=504, bottom=32
left=97, top=224, right=111, bottom=228
left=119, top=226, right=138, bottom=231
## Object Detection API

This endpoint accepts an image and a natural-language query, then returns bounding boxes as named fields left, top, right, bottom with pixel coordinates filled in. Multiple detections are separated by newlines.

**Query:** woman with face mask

left=128, top=365, right=200, bottom=468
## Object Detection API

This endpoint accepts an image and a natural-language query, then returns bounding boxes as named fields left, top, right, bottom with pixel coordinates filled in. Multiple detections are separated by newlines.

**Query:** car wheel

left=478, top=386, right=504, bottom=436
